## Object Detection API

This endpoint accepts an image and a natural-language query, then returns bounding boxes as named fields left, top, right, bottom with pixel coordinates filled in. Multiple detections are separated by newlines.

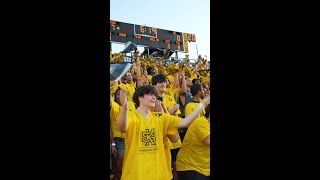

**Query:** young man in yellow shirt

left=117, top=85, right=210, bottom=180
left=152, top=73, right=183, bottom=180
left=184, top=84, right=206, bottom=118
left=176, top=105, right=211, bottom=179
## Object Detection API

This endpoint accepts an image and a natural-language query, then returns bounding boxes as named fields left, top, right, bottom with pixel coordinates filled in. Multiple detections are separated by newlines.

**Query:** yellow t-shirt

left=132, top=81, right=137, bottom=89
left=191, top=73, right=198, bottom=81
left=167, top=75, right=174, bottom=84
left=164, top=83, right=175, bottom=97
left=111, top=81, right=119, bottom=95
left=185, top=102, right=206, bottom=118
left=148, top=75, right=153, bottom=85
left=165, top=84, right=180, bottom=102
left=162, top=94, right=182, bottom=151
left=120, top=83, right=135, bottom=102
left=110, top=101, right=124, bottom=138
left=121, top=111, right=182, bottom=180
left=176, top=116, right=210, bottom=176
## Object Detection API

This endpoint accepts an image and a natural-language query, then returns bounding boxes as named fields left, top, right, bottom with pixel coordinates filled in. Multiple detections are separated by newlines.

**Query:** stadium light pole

left=196, top=44, right=199, bottom=57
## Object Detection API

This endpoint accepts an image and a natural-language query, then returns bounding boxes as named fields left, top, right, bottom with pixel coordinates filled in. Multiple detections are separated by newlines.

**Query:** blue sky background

left=110, top=0, right=210, bottom=61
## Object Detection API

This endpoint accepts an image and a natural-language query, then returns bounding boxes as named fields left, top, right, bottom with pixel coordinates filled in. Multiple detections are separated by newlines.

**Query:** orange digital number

left=140, top=25, right=145, bottom=33
left=151, top=27, right=157, bottom=34
left=178, top=45, right=181, bottom=51
left=119, top=33, right=127, bottom=37
left=165, top=40, right=171, bottom=44
left=192, top=34, right=196, bottom=42
left=173, top=31, right=176, bottom=35
left=177, top=35, right=181, bottom=42
left=110, top=20, right=116, bottom=25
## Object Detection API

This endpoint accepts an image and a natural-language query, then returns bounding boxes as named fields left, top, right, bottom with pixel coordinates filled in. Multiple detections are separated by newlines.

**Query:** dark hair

left=151, top=73, right=167, bottom=85
left=204, top=104, right=210, bottom=118
left=190, top=84, right=202, bottom=96
left=132, top=85, right=159, bottom=107
left=192, top=79, right=200, bottom=84
left=147, top=66, right=154, bottom=75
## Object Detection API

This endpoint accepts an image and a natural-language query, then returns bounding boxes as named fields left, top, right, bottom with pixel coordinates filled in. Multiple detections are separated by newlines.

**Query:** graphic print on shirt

left=142, top=128, right=156, bottom=146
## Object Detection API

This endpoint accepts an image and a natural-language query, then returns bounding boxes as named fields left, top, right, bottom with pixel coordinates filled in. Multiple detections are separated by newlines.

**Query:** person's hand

left=134, top=50, right=140, bottom=57
left=110, top=80, right=116, bottom=91
left=161, top=102, right=170, bottom=114
left=112, top=146, right=117, bottom=157
left=180, top=72, right=185, bottom=80
left=169, top=104, right=180, bottom=115
left=151, top=100, right=163, bottom=112
left=201, top=95, right=210, bottom=106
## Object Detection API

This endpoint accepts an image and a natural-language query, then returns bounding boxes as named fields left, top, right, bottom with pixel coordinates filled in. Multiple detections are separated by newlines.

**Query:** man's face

left=155, top=81, right=166, bottom=94
left=126, top=73, right=133, bottom=82
left=139, top=93, right=157, bottom=108
left=133, top=72, right=139, bottom=80
left=121, top=74, right=127, bottom=83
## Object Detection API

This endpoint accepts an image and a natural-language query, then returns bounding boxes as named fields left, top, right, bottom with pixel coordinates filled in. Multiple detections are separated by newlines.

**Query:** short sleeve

left=166, top=128, right=178, bottom=136
left=161, top=113, right=182, bottom=133
left=184, top=103, right=195, bottom=117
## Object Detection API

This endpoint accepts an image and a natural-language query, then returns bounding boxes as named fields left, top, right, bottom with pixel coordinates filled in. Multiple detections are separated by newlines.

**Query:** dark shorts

left=177, top=170, right=210, bottom=180
left=178, top=128, right=188, bottom=142
left=170, top=148, right=180, bottom=162
left=114, top=137, right=125, bottom=154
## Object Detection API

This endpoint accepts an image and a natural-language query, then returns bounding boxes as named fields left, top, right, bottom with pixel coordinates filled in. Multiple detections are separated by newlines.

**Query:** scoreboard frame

left=110, top=20, right=196, bottom=53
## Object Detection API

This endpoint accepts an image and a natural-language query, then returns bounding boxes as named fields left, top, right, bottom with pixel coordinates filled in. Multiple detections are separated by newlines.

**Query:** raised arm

left=179, top=73, right=187, bottom=95
left=136, top=56, right=142, bottom=87
left=117, top=90, right=128, bottom=132
left=178, top=95, right=210, bottom=128
left=110, top=80, right=116, bottom=109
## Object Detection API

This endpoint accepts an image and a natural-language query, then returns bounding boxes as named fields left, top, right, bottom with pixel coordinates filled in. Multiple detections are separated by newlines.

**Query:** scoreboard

left=110, top=20, right=196, bottom=53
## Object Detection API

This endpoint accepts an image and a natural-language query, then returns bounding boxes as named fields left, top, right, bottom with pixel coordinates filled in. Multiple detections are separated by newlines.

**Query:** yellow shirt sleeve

left=185, top=102, right=205, bottom=118
left=161, top=113, right=182, bottom=132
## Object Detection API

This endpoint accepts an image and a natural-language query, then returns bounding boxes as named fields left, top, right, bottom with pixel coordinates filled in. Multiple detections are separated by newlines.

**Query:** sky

left=110, top=0, right=210, bottom=61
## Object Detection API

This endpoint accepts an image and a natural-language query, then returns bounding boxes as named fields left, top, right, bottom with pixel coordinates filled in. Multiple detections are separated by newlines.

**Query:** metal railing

left=122, top=56, right=197, bottom=65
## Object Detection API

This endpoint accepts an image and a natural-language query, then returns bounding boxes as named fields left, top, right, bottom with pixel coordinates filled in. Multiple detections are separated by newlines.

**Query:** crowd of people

left=109, top=51, right=211, bottom=180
